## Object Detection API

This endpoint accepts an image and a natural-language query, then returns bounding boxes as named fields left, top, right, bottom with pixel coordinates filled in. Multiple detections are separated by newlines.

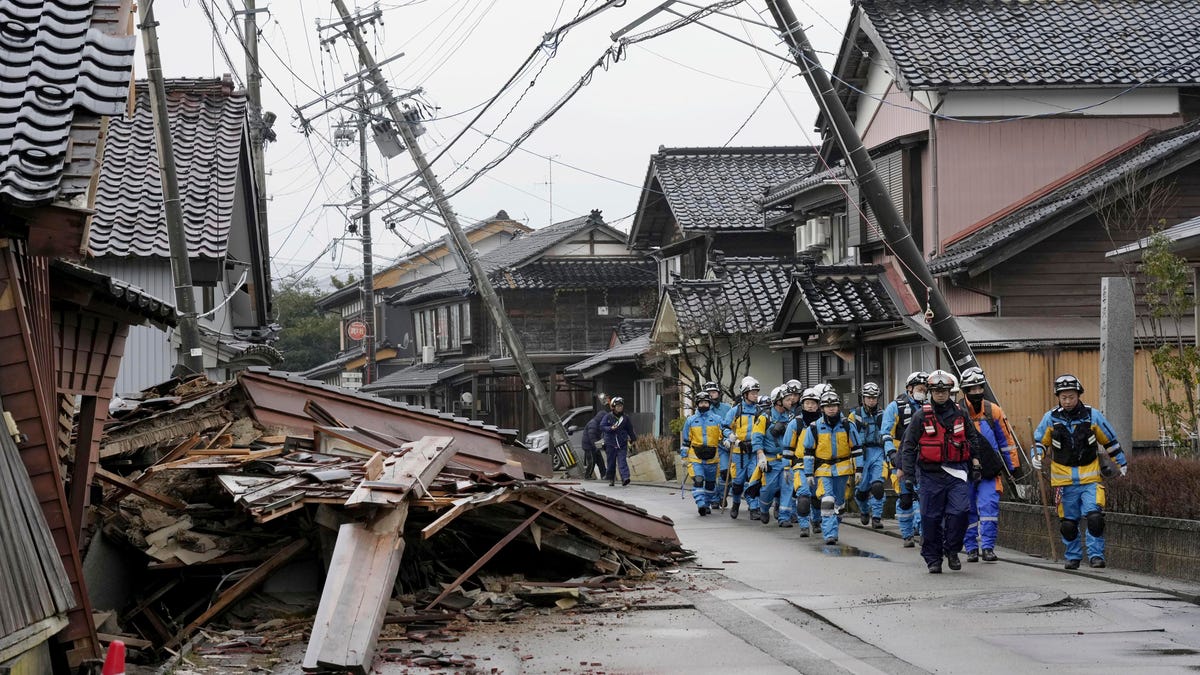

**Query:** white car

left=524, top=406, right=594, bottom=469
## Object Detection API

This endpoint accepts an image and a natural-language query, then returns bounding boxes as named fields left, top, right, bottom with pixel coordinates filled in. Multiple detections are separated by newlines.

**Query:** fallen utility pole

left=139, top=1, right=205, bottom=376
left=764, top=0, right=981, bottom=375
left=329, top=0, right=576, bottom=469
left=242, top=0, right=273, bottom=302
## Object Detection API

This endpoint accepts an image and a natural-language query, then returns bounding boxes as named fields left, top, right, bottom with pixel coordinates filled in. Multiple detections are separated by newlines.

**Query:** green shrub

left=668, top=416, right=685, bottom=436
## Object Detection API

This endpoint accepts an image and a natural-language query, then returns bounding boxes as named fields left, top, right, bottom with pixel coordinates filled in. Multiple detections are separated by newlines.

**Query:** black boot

left=1089, top=557, right=1106, bottom=568
left=730, top=502, right=740, bottom=519
left=982, top=549, right=998, bottom=562
left=966, top=550, right=979, bottom=563
left=748, top=508, right=760, bottom=521
left=871, top=517, right=883, bottom=529
left=622, top=478, right=630, bottom=486
left=928, top=562, right=943, bottom=574
left=1064, top=559, right=1080, bottom=570
left=608, top=475, right=615, bottom=486
left=698, top=505, right=709, bottom=516
left=947, top=553, right=962, bottom=571
left=760, top=508, right=772, bottom=525
left=859, top=512, right=870, bottom=526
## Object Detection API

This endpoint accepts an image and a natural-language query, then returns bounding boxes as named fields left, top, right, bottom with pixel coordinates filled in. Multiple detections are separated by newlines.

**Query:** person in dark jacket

left=601, top=396, right=638, bottom=486
left=900, top=370, right=987, bottom=574
left=581, top=395, right=610, bottom=480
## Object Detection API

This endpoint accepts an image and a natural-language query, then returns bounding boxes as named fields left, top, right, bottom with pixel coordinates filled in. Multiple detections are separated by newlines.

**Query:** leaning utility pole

left=357, top=84, right=377, bottom=385
left=764, top=0, right=981, bottom=374
left=139, top=1, right=205, bottom=375
left=243, top=0, right=272, bottom=296
left=330, top=0, right=576, bottom=468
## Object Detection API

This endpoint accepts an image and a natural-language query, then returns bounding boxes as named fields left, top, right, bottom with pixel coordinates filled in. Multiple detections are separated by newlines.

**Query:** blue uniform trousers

left=690, top=460, right=718, bottom=508
left=965, top=479, right=1001, bottom=552
left=816, top=475, right=851, bottom=541
left=729, top=450, right=759, bottom=511
left=790, top=466, right=812, bottom=528
left=917, top=467, right=970, bottom=567
left=855, top=448, right=886, bottom=519
left=716, top=446, right=730, bottom=504
left=756, top=457, right=793, bottom=523
left=898, top=477, right=922, bottom=539
left=1060, top=483, right=1105, bottom=562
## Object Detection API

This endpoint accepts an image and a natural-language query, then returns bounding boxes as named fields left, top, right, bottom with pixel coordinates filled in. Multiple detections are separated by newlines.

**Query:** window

left=416, top=303, right=472, bottom=352
left=634, top=378, right=658, bottom=414
left=460, top=303, right=472, bottom=343
left=889, top=343, right=937, bottom=396
left=436, top=305, right=449, bottom=351
left=448, top=302, right=460, bottom=349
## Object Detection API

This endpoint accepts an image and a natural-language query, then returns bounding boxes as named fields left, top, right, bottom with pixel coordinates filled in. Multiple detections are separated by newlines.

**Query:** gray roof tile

left=930, top=119, right=1200, bottom=275
left=861, top=0, right=1200, bottom=89
left=652, top=147, right=816, bottom=231
left=50, top=259, right=177, bottom=329
left=564, top=334, right=651, bottom=375
left=615, top=318, right=653, bottom=342
left=393, top=210, right=619, bottom=304
left=0, top=0, right=136, bottom=207
left=794, top=265, right=902, bottom=328
left=666, top=256, right=805, bottom=334
left=498, top=259, right=656, bottom=290
left=88, top=78, right=247, bottom=258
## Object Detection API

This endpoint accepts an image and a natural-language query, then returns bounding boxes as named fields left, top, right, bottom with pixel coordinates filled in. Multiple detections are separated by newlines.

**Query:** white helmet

left=861, top=382, right=881, bottom=398
left=812, top=383, right=835, bottom=397
left=818, top=390, right=841, bottom=407
left=785, top=379, right=803, bottom=395
left=927, top=369, right=957, bottom=391
left=739, top=376, right=761, bottom=396
left=771, top=385, right=788, bottom=403
left=959, top=367, right=986, bottom=389
left=800, top=387, right=819, bottom=403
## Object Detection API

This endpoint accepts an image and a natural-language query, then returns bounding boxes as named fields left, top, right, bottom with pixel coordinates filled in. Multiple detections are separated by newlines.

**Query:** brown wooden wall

left=990, top=165, right=1200, bottom=317
left=487, top=288, right=653, bottom=357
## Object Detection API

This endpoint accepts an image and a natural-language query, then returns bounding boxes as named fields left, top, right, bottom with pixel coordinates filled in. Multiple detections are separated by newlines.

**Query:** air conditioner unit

left=422, top=345, right=436, bottom=364
left=807, top=216, right=831, bottom=249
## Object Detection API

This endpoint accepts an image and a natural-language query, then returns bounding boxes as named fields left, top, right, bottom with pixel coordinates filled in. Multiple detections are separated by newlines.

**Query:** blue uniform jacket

left=724, top=400, right=760, bottom=446
left=752, top=406, right=793, bottom=456
left=849, top=405, right=885, bottom=450
left=582, top=410, right=607, bottom=448
left=601, top=412, right=637, bottom=451
left=681, top=409, right=726, bottom=457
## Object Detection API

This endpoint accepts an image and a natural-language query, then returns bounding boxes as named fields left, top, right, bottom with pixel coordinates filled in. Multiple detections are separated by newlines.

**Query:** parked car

left=524, top=406, right=593, bottom=470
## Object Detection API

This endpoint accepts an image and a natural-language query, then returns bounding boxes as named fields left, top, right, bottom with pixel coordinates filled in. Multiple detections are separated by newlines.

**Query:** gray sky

left=142, top=0, right=852, bottom=288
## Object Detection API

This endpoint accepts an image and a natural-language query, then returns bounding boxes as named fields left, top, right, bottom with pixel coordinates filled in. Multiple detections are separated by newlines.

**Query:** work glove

left=757, top=455, right=767, bottom=472
left=721, top=438, right=732, bottom=450
left=970, top=461, right=982, bottom=483
left=1119, top=464, right=1128, bottom=477
left=680, top=447, right=689, bottom=459
left=853, top=469, right=863, bottom=485
left=806, top=475, right=816, bottom=492
left=1030, top=455, right=1042, bottom=471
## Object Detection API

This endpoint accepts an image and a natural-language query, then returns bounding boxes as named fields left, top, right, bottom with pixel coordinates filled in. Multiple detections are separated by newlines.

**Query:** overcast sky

left=141, top=0, right=852, bottom=289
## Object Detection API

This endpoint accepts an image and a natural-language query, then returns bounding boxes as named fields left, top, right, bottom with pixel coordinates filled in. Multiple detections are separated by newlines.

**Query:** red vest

left=918, top=404, right=970, bottom=464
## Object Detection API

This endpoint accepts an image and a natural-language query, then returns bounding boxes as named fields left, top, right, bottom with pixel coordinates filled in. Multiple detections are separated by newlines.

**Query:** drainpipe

left=930, top=95, right=946, bottom=256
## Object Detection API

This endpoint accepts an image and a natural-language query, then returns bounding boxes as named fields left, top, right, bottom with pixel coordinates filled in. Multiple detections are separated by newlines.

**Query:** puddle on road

left=819, top=544, right=889, bottom=561
left=1139, top=647, right=1200, bottom=657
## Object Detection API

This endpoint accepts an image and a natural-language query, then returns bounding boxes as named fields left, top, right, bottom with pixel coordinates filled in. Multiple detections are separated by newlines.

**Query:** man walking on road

left=601, top=396, right=637, bottom=486
left=705, top=381, right=733, bottom=507
left=900, top=370, right=987, bottom=574
left=801, top=390, right=863, bottom=545
left=682, top=391, right=724, bottom=516
left=883, top=372, right=929, bottom=547
left=848, top=382, right=887, bottom=530
left=724, top=377, right=762, bottom=520
left=1031, top=374, right=1127, bottom=570
left=581, top=395, right=610, bottom=480
left=958, top=367, right=1018, bottom=563
left=752, top=385, right=797, bottom=527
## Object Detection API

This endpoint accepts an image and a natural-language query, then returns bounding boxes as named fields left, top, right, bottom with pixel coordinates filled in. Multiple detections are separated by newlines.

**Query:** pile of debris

left=89, top=369, right=687, bottom=673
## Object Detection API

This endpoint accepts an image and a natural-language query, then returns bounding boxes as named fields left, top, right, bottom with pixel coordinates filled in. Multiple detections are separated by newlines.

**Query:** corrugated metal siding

left=861, top=83, right=930, bottom=150
left=978, top=349, right=1159, bottom=448
left=934, top=116, right=1180, bottom=244
left=92, top=258, right=175, bottom=393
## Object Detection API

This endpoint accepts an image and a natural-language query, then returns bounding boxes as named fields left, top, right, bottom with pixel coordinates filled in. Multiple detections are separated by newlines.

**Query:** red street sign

left=346, top=321, right=367, bottom=341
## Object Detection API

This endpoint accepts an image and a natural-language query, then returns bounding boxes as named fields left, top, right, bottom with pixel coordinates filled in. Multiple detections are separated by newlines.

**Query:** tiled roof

left=299, top=347, right=365, bottom=380
left=615, top=318, right=653, bottom=342
left=50, top=260, right=177, bottom=329
left=861, top=0, right=1200, bottom=89
left=930, top=119, right=1200, bottom=275
left=564, top=334, right=651, bottom=376
left=393, top=210, right=615, bottom=304
left=0, top=0, right=136, bottom=207
left=89, top=78, right=247, bottom=258
left=761, top=163, right=849, bottom=208
left=651, top=146, right=816, bottom=231
left=497, top=259, right=656, bottom=290
left=199, top=326, right=283, bottom=366
left=1107, top=215, right=1200, bottom=261
left=666, top=256, right=805, bottom=334
left=360, top=362, right=465, bottom=394
left=793, top=265, right=902, bottom=328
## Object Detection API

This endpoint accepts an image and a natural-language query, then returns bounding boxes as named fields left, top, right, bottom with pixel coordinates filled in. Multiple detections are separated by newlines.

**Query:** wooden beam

left=68, top=396, right=101, bottom=542
left=424, top=494, right=568, bottom=611
left=94, top=468, right=186, bottom=511
left=166, top=539, right=308, bottom=650
left=345, top=436, right=454, bottom=507
left=303, top=508, right=407, bottom=674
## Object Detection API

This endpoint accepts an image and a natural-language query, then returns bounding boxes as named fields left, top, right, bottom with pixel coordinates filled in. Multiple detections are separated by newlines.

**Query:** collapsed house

left=90, top=368, right=687, bottom=673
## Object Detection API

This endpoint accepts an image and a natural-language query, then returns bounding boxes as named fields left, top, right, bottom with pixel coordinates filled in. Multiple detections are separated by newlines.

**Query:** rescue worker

left=1032, top=375, right=1127, bottom=570
left=704, top=381, right=733, bottom=507
left=848, top=382, right=887, bottom=529
left=801, top=390, right=863, bottom=544
left=900, top=370, right=987, bottom=574
left=723, top=376, right=762, bottom=519
left=681, top=391, right=723, bottom=516
left=601, top=396, right=637, bottom=486
left=581, top=394, right=611, bottom=480
left=751, top=385, right=796, bottom=526
left=785, top=387, right=823, bottom=533
left=958, top=367, right=1019, bottom=563
left=883, top=371, right=929, bottom=547
left=785, top=379, right=805, bottom=416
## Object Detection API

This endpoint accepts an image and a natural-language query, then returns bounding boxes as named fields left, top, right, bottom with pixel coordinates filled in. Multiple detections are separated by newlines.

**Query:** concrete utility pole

left=764, top=0, right=982, bottom=376
left=243, top=0, right=272, bottom=298
left=329, top=0, right=576, bottom=468
left=139, top=1, right=205, bottom=376
left=357, top=84, right=377, bottom=385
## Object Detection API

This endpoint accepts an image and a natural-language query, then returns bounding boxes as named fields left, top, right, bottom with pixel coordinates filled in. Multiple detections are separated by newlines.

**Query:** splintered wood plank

left=166, top=539, right=308, bottom=650
left=363, top=451, right=384, bottom=481
left=304, top=508, right=407, bottom=674
left=345, top=436, right=454, bottom=507
left=94, top=468, right=186, bottom=511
